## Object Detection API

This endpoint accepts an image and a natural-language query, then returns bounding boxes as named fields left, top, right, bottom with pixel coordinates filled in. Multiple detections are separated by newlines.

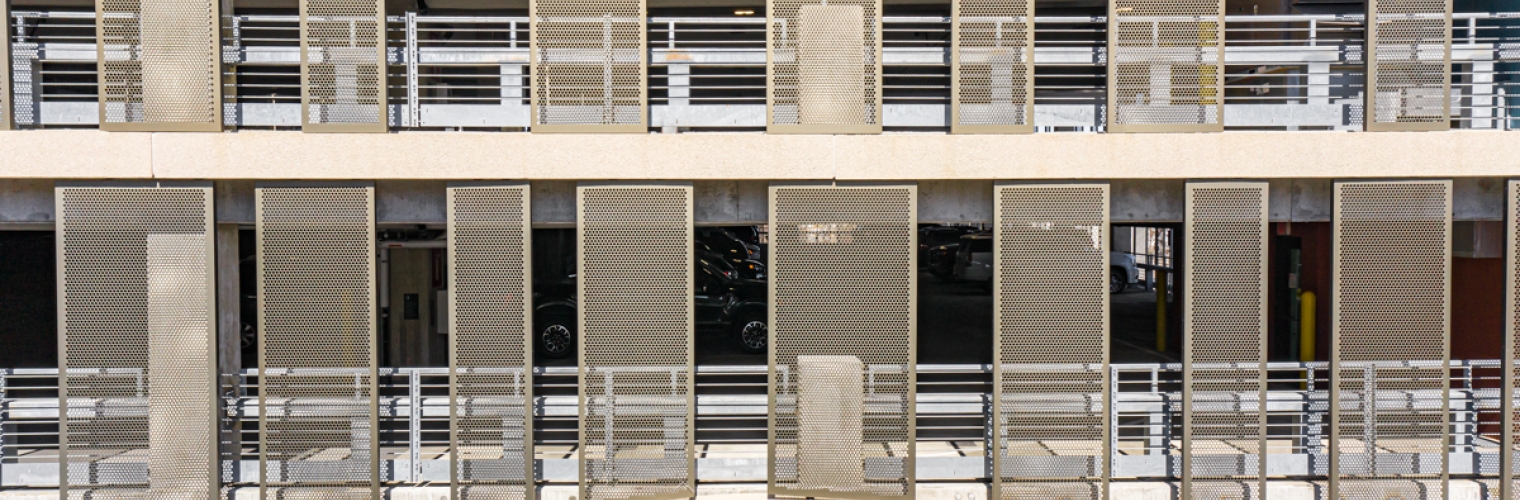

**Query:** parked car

left=927, top=242, right=960, bottom=281
left=952, top=233, right=994, bottom=285
left=530, top=254, right=768, bottom=358
left=920, top=225, right=975, bottom=265
left=1110, top=251, right=1141, bottom=294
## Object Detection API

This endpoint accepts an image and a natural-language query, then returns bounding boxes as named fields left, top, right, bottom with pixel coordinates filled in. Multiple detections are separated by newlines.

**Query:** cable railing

left=0, top=360, right=1508, bottom=487
left=7, top=10, right=1519, bottom=131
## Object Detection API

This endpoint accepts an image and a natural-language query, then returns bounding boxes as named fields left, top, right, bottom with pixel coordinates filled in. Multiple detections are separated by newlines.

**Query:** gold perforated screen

left=1507, top=180, right=1520, bottom=500
left=1107, top=0, right=1224, bottom=132
left=301, top=0, right=386, bottom=132
left=1331, top=180, right=1450, bottom=500
left=1, top=0, right=10, bottom=130
left=530, top=0, right=647, bottom=132
left=768, top=183, right=915, bottom=499
left=57, top=184, right=217, bottom=500
left=256, top=184, right=379, bottom=500
left=991, top=183, right=1108, bottom=500
left=767, top=0, right=881, bottom=134
left=448, top=183, right=534, bottom=500
left=1365, top=0, right=1452, bottom=130
left=1182, top=182, right=1267, bottom=500
left=97, top=0, right=222, bottom=131
left=952, top=0, right=1033, bottom=133
left=576, top=183, right=695, bottom=500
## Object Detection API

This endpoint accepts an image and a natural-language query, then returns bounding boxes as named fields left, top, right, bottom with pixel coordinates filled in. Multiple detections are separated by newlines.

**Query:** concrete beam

left=4, top=130, right=1520, bottom=181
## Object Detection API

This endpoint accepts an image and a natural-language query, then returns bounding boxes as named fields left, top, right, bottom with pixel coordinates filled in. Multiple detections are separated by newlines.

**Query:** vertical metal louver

left=1506, top=179, right=1520, bottom=500
left=96, top=0, right=222, bottom=131
left=991, top=183, right=1109, bottom=500
left=1182, top=182, right=1268, bottom=500
left=576, top=183, right=695, bottom=500
left=767, top=0, right=882, bottom=134
left=1365, top=0, right=1452, bottom=131
left=256, top=183, right=379, bottom=500
left=447, top=183, right=534, bottom=500
left=952, top=0, right=1033, bottom=133
left=1330, top=180, right=1450, bottom=500
left=301, top=0, right=386, bottom=132
left=530, top=0, right=647, bottom=132
left=57, top=183, right=218, bottom=500
left=1106, top=0, right=1224, bottom=132
left=769, top=183, right=916, bottom=498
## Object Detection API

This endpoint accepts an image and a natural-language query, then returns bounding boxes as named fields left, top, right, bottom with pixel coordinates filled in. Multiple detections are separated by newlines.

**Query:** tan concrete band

left=1, top=130, right=1517, bottom=180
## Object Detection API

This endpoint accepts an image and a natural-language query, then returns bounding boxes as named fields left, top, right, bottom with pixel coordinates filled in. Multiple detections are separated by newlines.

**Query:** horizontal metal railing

left=0, top=360, right=1507, bottom=487
left=7, top=10, right=1518, bottom=132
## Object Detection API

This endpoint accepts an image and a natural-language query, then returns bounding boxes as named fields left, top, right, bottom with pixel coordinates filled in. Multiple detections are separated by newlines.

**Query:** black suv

left=531, top=254, right=768, bottom=359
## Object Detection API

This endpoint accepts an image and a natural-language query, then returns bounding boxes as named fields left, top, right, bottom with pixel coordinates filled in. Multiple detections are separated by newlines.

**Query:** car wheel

left=734, top=312, right=767, bottom=354
left=536, top=312, right=576, bottom=359
left=1110, top=268, right=1127, bottom=295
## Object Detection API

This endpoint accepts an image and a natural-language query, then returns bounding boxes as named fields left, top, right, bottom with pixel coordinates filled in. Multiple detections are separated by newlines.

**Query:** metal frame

left=55, top=181, right=219, bottom=500
left=1181, top=181, right=1268, bottom=500
left=1328, top=179, right=1451, bottom=500
left=1, top=0, right=10, bottom=131
left=1505, top=179, right=1519, bottom=500
left=94, top=0, right=223, bottom=131
left=766, top=0, right=884, bottom=134
left=255, top=181, right=380, bottom=499
left=1105, top=0, right=1226, bottom=133
left=528, top=0, right=648, bottom=133
left=576, top=181, right=696, bottom=500
left=447, top=181, right=535, bottom=500
left=1364, top=0, right=1453, bottom=132
left=767, top=181, right=917, bottom=499
left=951, top=0, right=1034, bottom=134
left=299, top=0, right=388, bottom=133
left=990, top=181, right=1110, bottom=500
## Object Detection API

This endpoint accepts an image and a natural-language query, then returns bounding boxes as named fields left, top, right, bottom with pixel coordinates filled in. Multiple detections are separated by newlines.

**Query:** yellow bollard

left=1300, top=290, right=1316, bottom=362
left=1155, top=270, right=1167, bottom=353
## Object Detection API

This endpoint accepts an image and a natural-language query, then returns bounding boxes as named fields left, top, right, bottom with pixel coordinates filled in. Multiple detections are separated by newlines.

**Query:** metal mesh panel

left=767, top=0, right=881, bottom=134
left=769, top=183, right=915, bottom=499
left=530, top=0, right=646, bottom=132
left=301, top=0, right=386, bottom=132
left=991, top=183, right=1108, bottom=500
left=1182, top=182, right=1267, bottom=500
left=1365, top=0, right=1452, bottom=130
left=952, top=0, right=1033, bottom=133
left=256, top=184, right=379, bottom=500
left=576, top=183, right=695, bottom=500
left=1330, top=180, right=1450, bottom=500
left=1107, top=0, right=1224, bottom=132
left=1507, top=180, right=1520, bottom=500
left=1, top=0, right=10, bottom=130
left=97, top=0, right=221, bottom=131
left=57, top=184, right=216, bottom=500
left=448, top=183, right=534, bottom=500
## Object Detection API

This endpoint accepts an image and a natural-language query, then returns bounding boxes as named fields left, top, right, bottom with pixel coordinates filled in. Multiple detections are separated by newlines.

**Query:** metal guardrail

left=0, top=360, right=1508, bottom=487
left=7, top=11, right=1519, bottom=131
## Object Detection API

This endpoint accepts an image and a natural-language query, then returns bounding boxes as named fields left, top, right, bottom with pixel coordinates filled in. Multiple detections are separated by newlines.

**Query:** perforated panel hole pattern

left=531, top=0, right=647, bottom=129
left=953, top=0, right=1033, bottom=131
left=1367, top=0, right=1452, bottom=129
left=1108, top=0, right=1224, bottom=131
left=99, top=0, right=221, bottom=128
left=303, top=0, right=386, bottom=129
left=768, top=0, right=880, bottom=130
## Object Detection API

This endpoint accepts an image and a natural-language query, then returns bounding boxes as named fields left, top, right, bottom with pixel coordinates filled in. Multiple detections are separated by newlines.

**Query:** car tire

left=733, top=310, right=767, bottom=354
left=535, top=310, right=576, bottom=359
left=1110, top=267, right=1127, bottom=295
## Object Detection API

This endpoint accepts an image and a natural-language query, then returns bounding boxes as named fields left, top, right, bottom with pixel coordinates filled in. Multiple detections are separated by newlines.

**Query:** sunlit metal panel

left=96, top=0, right=222, bottom=130
left=952, top=0, right=1033, bottom=133
left=300, top=0, right=386, bottom=132
left=1106, top=0, right=1224, bottom=132
left=530, top=0, right=647, bottom=132
left=767, top=0, right=882, bottom=133
left=1365, top=0, right=1452, bottom=131
left=769, top=183, right=915, bottom=499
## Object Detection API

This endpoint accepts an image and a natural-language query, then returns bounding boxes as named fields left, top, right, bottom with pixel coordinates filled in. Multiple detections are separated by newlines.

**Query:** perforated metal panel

left=301, top=0, right=386, bottom=132
left=448, top=183, right=534, bottom=500
left=1507, top=179, right=1520, bottom=500
left=1365, top=0, right=1452, bottom=131
left=1330, top=180, right=1450, bottom=500
left=57, top=183, right=217, bottom=500
left=1182, top=182, right=1267, bottom=500
left=96, top=0, right=222, bottom=131
left=576, top=183, right=695, bottom=500
left=530, top=0, right=647, bottom=133
left=768, top=183, right=915, bottom=499
left=256, top=183, right=379, bottom=500
left=952, top=0, right=1032, bottom=134
left=767, top=0, right=881, bottom=134
left=1106, top=0, right=1224, bottom=132
left=991, top=183, right=1108, bottom=500
left=1, top=0, right=10, bottom=131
